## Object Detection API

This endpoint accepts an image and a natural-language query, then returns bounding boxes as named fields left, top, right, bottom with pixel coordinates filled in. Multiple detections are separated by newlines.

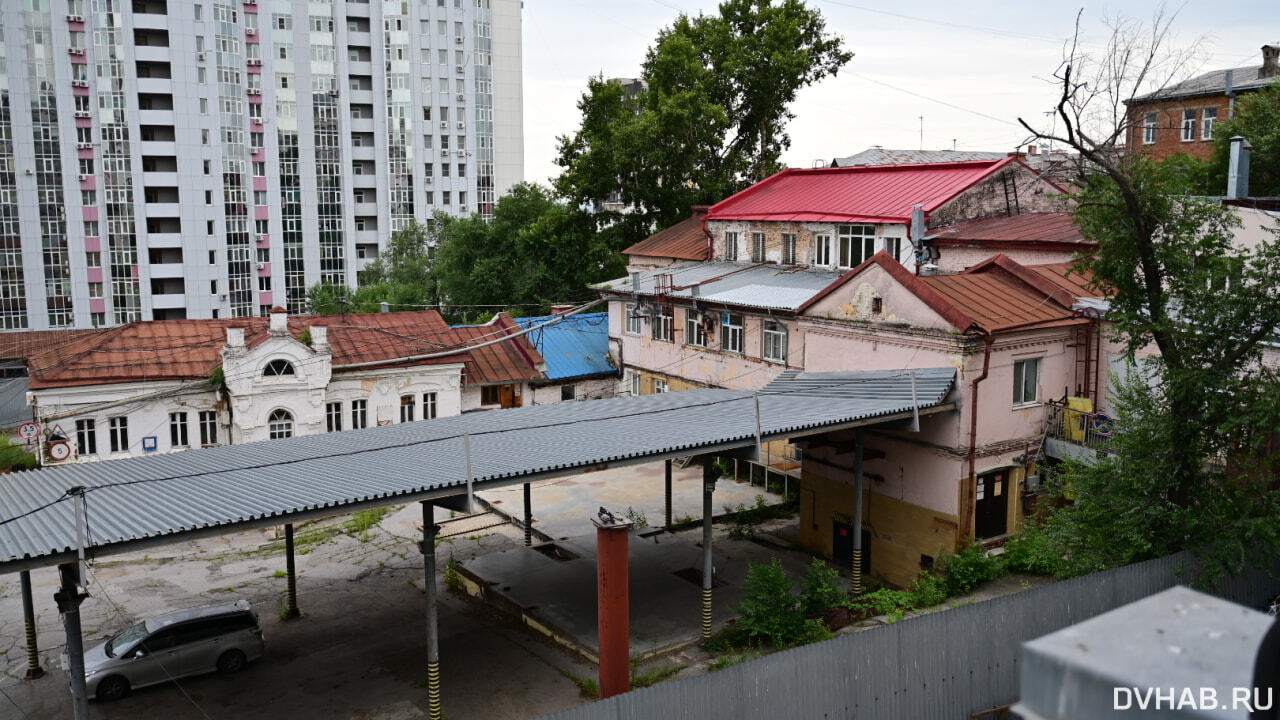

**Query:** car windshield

left=105, top=623, right=148, bottom=658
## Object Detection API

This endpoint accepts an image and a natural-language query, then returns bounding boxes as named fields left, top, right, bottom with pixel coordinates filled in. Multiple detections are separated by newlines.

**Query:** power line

left=850, top=73, right=1025, bottom=129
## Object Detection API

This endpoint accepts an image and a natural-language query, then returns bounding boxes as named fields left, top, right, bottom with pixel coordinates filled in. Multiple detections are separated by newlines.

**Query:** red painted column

left=594, top=512, right=633, bottom=699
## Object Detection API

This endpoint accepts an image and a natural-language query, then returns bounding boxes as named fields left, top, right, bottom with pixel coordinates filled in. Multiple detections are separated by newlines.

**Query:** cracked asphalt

left=0, top=503, right=598, bottom=720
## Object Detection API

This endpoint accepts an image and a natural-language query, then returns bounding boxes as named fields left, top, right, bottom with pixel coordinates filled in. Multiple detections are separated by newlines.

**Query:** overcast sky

left=521, top=0, right=1274, bottom=185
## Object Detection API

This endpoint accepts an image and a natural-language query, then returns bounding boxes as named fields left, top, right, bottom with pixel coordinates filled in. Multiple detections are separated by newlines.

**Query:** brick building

left=1125, top=43, right=1279, bottom=161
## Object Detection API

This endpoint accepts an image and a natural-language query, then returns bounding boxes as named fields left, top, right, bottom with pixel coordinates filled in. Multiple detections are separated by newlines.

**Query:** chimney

left=1228, top=136, right=1252, bottom=199
left=550, top=304, right=574, bottom=316
left=311, top=326, right=328, bottom=351
left=1262, top=43, right=1280, bottom=79
left=226, top=327, right=245, bottom=349
left=268, top=306, right=288, bottom=336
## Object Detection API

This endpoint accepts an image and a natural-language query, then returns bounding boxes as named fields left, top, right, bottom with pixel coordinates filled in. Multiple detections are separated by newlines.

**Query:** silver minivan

left=83, top=599, right=265, bottom=701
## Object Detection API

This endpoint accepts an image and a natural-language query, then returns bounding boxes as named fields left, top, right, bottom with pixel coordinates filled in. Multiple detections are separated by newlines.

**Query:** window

left=837, top=224, right=875, bottom=268
left=814, top=234, right=832, bottom=266
left=422, top=392, right=437, bottom=420
left=723, top=231, right=738, bottom=261
left=750, top=232, right=766, bottom=262
left=263, top=359, right=295, bottom=376
left=629, top=372, right=641, bottom=397
left=763, top=321, right=787, bottom=363
left=198, top=410, right=218, bottom=446
left=169, top=412, right=189, bottom=448
left=481, top=385, right=501, bottom=405
left=560, top=385, right=575, bottom=402
left=720, top=313, right=743, bottom=354
left=351, top=399, right=368, bottom=429
left=685, top=309, right=707, bottom=347
left=652, top=306, right=673, bottom=342
left=108, top=416, right=128, bottom=453
left=884, top=236, right=902, bottom=262
left=1142, top=113, right=1157, bottom=145
left=625, top=303, right=642, bottom=335
left=75, top=419, right=96, bottom=456
left=1202, top=107, right=1217, bottom=140
left=654, top=379, right=669, bottom=393
left=1181, top=109, right=1196, bottom=142
left=400, top=394, right=415, bottom=422
left=1013, top=358, right=1042, bottom=406
left=267, top=409, right=294, bottom=439
left=326, top=401, right=342, bottom=432
left=781, top=233, right=796, bottom=265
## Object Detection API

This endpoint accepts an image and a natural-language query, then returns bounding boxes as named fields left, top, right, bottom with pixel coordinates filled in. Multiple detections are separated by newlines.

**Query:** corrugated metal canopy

left=0, top=369, right=956, bottom=572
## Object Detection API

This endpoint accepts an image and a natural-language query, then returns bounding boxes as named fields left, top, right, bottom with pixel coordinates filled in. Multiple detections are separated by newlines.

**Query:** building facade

left=0, top=0, right=524, bottom=330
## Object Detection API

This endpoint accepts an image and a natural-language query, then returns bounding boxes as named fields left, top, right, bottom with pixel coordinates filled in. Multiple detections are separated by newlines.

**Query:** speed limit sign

left=18, top=422, right=39, bottom=440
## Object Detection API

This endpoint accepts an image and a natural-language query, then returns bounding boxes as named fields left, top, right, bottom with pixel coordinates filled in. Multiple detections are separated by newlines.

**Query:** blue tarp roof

left=514, top=313, right=614, bottom=381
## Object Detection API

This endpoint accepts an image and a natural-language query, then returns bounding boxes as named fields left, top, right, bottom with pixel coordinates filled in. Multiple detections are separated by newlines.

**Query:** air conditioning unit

left=328, top=89, right=339, bottom=96
left=244, top=0, right=257, bottom=5
left=456, top=93, right=465, bottom=102
left=71, top=79, right=88, bottom=88
left=439, top=121, right=447, bottom=129
left=23, top=169, right=33, bottom=176
left=251, top=116, right=264, bottom=124
left=459, top=204, right=468, bottom=211
left=197, top=52, right=207, bottom=62
left=256, top=262, right=265, bottom=270
left=218, top=292, right=228, bottom=299
left=424, top=176, right=433, bottom=184
left=74, top=110, right=91, bottom=118
left=455, top=36, right=464, bottom=44
left=455, top=150, right=465, bottom=157
left=78, top=174, right=90, bottom=181
left=68, top=48, right=85, bottom=56
left=247, top=88, right=262, bottom=95
left=455, top=65, right=464, bottom=73
left=247, top=58, right=262, bottom=66
left=246, top=28, right=257, bottom=35
left=456, top=121, right=464, bottom=130
left=66, top=14, right=84, bottom=22
left=76, top=142, right=93, bottom=150
left=255, top=233, right=267, bottom=242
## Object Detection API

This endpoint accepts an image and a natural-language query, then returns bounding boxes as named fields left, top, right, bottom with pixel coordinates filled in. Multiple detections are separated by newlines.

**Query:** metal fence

left=532, top=552, right=1278, bottom=720
left=1043, top=400, right=1115, bottom=450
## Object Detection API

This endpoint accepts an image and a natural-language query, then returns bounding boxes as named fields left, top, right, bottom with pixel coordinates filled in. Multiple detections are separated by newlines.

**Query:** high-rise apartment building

left=0, top=0, right=523, bottom=329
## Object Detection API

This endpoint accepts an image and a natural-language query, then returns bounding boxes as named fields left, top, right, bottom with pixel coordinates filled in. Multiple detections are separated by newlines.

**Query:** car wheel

left=216, top=649, right=247, bottom=674
left=96, top=675, right=130, bottom=701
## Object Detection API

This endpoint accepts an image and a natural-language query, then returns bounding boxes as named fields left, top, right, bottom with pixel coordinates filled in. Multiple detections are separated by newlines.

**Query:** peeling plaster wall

left=706, top=219, right=915, bottom=271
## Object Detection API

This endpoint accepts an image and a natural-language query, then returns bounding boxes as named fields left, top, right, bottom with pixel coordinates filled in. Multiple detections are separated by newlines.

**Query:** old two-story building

left=24, top=308, right=569, bottom=465
left=1126, top=43, right=1279, bottom=161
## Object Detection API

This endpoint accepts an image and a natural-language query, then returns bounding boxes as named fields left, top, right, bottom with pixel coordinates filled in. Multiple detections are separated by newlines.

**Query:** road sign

left=18, top=422, right=39, bottom=440
left=48, top=441, right=71, bottom=461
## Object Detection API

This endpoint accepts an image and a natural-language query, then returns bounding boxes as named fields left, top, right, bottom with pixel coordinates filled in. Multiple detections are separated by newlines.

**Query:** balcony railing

left=1044, top=400, right=1115, bottom=450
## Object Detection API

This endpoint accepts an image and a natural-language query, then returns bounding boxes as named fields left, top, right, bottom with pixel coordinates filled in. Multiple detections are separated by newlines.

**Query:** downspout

left=964, top=334, right=994, bottom=541
left=701, top=214, right=715, bottom=260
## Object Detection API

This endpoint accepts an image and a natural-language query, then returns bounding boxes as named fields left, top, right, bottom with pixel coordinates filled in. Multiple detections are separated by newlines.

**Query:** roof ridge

left=796, top=251, right=980, bottom=332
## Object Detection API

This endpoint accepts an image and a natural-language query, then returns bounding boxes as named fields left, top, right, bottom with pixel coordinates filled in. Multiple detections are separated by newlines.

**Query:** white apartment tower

left=0, top=0, right=524, bottom=328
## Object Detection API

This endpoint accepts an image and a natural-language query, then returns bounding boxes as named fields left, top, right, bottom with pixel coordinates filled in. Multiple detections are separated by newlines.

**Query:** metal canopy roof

left=0, top=369, right=957, bottom=573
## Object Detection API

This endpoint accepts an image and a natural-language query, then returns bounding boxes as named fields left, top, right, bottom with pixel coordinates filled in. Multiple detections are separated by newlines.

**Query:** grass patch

left=271, top=570, right=288, bottom=579
left=708, top=652, right=759, bottom=672
left=443, top=558, right=464, bottom=593
left=557, top=668, right=599, bottom=698
left=344, top=507, right=393, bottom=541
left=630, top=663, right=679, bottom=688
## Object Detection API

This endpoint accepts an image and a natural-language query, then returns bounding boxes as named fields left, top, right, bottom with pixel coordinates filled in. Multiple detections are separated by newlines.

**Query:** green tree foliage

left=306, top=220, right=440, bottom=315
left=1207, top=79, right=1280, bottom=197
left=734, top=557, right=804, bottom=647
left=432, top=183, right=624, bottom=320
left=0, top=437, right=39, bottom=472
left=798, top=558, right=845, bottom=615
left=554, top=0, right=852, bottom=249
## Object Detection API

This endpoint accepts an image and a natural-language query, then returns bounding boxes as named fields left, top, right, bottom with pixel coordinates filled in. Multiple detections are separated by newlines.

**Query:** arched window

left=263, top=359, right=296, bottom=377
left=268, top=409, right=294, bottom=439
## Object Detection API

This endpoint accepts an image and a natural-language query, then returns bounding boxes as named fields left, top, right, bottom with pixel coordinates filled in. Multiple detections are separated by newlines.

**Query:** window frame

left=653, top=378, right=669, bottom=393
left=198, top=410, right=218, bottom=446
left=169, top=412, right=189, bottom=448
left=750, top=232, right=766, bottom=263
left=423, top=392, right=437, bottom=420
left=1013, top=357, right=1042, bottom=407
left=720, top=313, right=744, bottom=354
left=108, top=416, right=129, bottom=453
left=781, top=233, right=796, bottom=265
left=351, top=399, right=368, bottom=429
left=762, top=320, right=788, bottom=364
left=267, top=409, right=294, bottom=440
left=651, top=306, right=673, bottom=342
left=814, top=233, right=832, bottom=266
left=1180, top=109, right=1197, bottom=142
left=837, top=224, right=876, bottom=269
left=723, top=231, right=738, bottom=261
left=1202, top=107, right=1217, bottom=140
left=685, top=308, right=707, bottom=347
left=326, top=401, right=343, bottom=432
left=400, top=394, right=416, bottom=423
left=1142, top=113, right=1157, bottom=145
left=75, top=418, right=97, bottom=456
left=624, top=303, right=642, bottom=336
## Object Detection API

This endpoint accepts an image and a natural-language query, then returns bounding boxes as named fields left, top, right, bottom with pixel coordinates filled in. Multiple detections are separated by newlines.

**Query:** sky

left=521, top=0, right=1275, bottom=185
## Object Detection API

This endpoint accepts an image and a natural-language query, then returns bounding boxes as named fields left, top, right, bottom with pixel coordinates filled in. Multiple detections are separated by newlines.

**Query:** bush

left=937, top=542, right=1003, bottom=596
left=734, top=557, right=804, bottom=647
left=907, top=571, right=948, bottom=608
left=860, top=588, right=914, bottom=616
left=799, top=559, right=846, bottom=614
left=1001, top=526, right=1063, bottom=576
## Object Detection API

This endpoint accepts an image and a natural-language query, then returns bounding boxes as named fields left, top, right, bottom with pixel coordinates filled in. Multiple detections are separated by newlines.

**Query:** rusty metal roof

left=929, top=213, right=1090, bottom=249
left=448, top=313, right=546, bottom=385
left=1024, top=262, right=1101, bottom=299
left=622, top=207, right=710, bottom=261
left=706, top=159, right=1024, bottom=224
left=921, top=271, right=1079, bottom=333
left=831, top=148, right=1007, bottom=167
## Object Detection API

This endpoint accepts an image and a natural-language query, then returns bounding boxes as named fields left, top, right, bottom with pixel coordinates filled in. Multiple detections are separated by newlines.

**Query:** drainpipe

left=964, top=335, right=994, bottom=541
left=701, top=214, right=715, bottom=260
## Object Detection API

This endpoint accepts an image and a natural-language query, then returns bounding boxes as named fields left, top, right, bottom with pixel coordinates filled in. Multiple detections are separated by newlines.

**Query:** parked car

left=83, top=599, right=265, bottom=701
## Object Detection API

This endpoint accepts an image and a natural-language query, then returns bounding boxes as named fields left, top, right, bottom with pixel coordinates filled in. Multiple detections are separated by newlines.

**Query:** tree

left=1207, top=79, right=1280, bottom=197
left=1016, top=14, right=1280, bottom=578
left=554, top=0, right=852, bottom=250
left=307, top=221, right=440, bottom=315
left=431, top=183, right=625, bottom=321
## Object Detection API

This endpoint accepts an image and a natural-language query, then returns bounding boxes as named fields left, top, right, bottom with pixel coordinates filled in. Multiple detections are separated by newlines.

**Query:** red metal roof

left=706, top=158, right=1024, bottom=224
left=1024, top=261, right=1101, bottom=299
left=26, top=311, right=545, bottom=390
left=929, top=213, right=1091, bottom=248
left=623, top=207, right=710, bottom=261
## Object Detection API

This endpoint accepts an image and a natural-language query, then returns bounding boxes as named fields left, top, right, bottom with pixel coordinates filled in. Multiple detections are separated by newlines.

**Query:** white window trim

left=763, top=321, right=787, bottom=364
left=624, top=303, right=642, bottom=336
left=1013, top=357, right=1042, bottom=408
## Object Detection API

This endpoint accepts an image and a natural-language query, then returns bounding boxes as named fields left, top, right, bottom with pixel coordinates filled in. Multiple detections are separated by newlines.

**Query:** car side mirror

left=132, top=650, right=146, bottom=658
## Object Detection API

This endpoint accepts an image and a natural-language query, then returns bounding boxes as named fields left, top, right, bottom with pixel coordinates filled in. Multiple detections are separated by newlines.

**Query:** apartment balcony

left=347, top=31, right=372, bottom=46
left=143, top=202, right=181, bottom=217
left=351, top=173, right=377, bottom=188
left=348, top=89, right=374, bottom=104
left=344, top=3, right=371, bottom=17
left=348, top=60, right=373, bottom=76
left=131, top=13, right=169, bottom=31
left=349, top=117, right=375, bottom=134
left=151, top=292, right=188, bottom=310
left=135, top=77, right=172, bottom=94
left=148, top=263, right=185, bottom=279
left=145, top=232, right=183, bottom=248
left=139, top=140, right=177, bottom=156
left=143, top=171, right=179, bottom=186
left=134, top=46, right=170, bottom=63
left=1042, top=400, right=1114, bottom=465
left=354, top=229, right=379, bottom=244
left=352, top=201, right=378, bottom=216
left=137, top=109, right=175, bottom=126
left=350, top=145, right=377, bottom=161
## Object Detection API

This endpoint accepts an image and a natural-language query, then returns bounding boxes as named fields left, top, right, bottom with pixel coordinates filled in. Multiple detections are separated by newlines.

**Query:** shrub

left=860, top=588, right=914, bottom=616
left=907, top=571, right=948, bottom=608
left=799, top=558, right=846, bottom=614
left=937, top=542, right=1003, bottom=596
left=1001, top=526, right=1063, bottom=576
left=734, top=557, right=803, bottom=647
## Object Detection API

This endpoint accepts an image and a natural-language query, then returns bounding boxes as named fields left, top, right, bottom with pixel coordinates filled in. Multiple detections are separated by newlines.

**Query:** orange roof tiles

left=622, top=207, right=710, bottom=261
left=0, top=329, right=106, bottom=362
left=26, top=311, right=546, bottom=390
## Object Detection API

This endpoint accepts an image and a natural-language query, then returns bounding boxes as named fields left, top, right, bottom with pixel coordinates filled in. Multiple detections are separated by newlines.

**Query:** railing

left=1043, top=400, right=1115, bottom=449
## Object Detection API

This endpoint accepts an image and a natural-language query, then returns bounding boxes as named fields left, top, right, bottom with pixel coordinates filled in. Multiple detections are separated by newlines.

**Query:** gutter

left=964, top=335, right=994, bottom=540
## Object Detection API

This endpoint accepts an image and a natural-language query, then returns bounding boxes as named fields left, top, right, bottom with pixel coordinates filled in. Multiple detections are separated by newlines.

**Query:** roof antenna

left=919, top=116, right=924, bottom=151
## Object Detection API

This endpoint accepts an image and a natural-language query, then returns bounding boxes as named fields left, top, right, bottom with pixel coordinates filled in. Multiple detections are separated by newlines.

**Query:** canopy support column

left=21, top=570, right=44, bottom=679
left=422, top=501, right=443, bottom=720
left=282, top=523, right=300, bottom=620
